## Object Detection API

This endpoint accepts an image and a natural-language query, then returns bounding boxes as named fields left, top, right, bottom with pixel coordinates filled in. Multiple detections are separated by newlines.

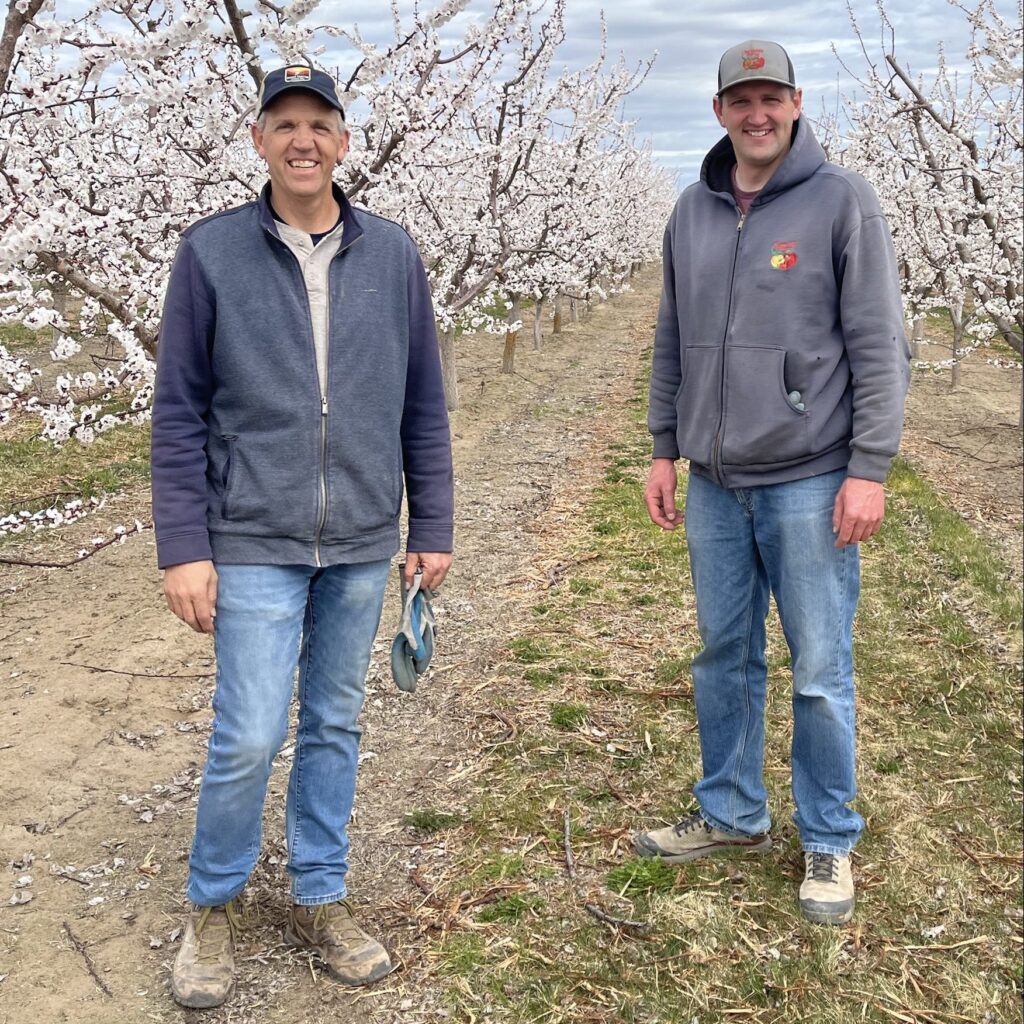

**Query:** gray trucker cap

left=717, top=40, right=796, bottom=95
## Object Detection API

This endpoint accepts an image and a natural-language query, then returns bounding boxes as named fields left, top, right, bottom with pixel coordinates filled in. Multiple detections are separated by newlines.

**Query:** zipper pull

left=321, top=396, right=328, bottom=416
left=737, top=213, right=746, bottom=231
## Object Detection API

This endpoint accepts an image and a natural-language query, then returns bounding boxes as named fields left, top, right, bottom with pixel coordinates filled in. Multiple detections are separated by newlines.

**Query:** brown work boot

left=170, top=900, right=239, bottom=1008
left=285, top=899, right=392, bottom=986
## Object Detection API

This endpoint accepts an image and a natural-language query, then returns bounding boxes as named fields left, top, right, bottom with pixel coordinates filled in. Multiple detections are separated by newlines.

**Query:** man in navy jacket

left=152, top=65, right=453, bottom=1007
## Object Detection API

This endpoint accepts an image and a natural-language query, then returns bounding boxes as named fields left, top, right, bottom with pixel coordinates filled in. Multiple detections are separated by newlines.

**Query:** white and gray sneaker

left=799, top=852, right=855, bottom=924
left=632, top=811, right=772, bottom=864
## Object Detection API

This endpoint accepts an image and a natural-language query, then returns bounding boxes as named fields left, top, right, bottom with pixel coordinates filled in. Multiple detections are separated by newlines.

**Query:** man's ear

left=336, top=129, right=350, bottom=166
left=712, top=94, right=724, bottom=127
left=251, top=122, right=266, bottom=159
left=792, top=87, right=803, bottom=120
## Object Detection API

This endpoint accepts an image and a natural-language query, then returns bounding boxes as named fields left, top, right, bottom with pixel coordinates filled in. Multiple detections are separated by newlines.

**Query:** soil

left=0, top=271, right=1020, bottom=1024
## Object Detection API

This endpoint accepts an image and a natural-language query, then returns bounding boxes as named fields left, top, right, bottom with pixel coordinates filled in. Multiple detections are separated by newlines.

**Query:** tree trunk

left=532, top=295, right=545, bottom=351
left=501, top=295, right=521, bottom=374
left=552, top=294, right=562, bottom=335
left=570, top=297, right=579, bottom=324
left=439, top=324, right=459, bottom=411
left=950, top=302, right=963, bottom=389
left=911, top=317, right=924, bottom=360
left=52, top=277, right=68, bottom=349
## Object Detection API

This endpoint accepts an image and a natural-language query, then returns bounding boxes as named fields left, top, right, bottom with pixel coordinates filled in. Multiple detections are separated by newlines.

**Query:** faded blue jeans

left=186, top=559, right=390, bottom=907
left=684, top=470, right=863, bottom=855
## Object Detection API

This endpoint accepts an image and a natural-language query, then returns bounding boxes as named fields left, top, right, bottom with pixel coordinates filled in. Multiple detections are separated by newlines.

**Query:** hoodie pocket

left=721, top=346, right=810, bottom=466
left=673, top=345, right=722, bottom=468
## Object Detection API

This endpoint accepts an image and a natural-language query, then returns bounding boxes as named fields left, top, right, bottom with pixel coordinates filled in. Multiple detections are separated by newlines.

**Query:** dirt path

left=0, top=272, right=662, bottom=1024
left=902, top=342, right=1022, bottom=579
left=2, top=272, right=1020, bottom=1024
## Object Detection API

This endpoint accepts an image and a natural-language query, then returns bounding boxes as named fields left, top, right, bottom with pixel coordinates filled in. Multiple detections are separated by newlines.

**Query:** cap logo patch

left=285, top=66, right=312, bottom=82
left=770, top=240, right=798, bottom=270
left=742, top=49, right=766, bottom=71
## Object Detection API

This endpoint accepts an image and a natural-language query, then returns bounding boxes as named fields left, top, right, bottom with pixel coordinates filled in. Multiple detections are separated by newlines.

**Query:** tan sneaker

left=285, top=899, right=392, bottom=986
left=170, top=901, right=239, bottom=1008
left=799, top=852, right=855, bottom=924
left=632, top=811, right=772, bottom=863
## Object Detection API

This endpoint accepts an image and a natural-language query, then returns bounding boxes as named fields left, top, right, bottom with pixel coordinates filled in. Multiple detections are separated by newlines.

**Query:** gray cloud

left=317, top=0, right=1017, bottom=188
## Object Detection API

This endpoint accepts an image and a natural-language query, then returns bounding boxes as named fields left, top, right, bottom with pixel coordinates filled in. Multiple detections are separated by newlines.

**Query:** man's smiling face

left=251, top=91, right=349, bottom=205
left=713, top=81, right=802, bottom=179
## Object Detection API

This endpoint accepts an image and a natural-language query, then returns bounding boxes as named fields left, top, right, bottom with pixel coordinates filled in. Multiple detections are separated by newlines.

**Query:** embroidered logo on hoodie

left=770, top=240, right=798, bottom=270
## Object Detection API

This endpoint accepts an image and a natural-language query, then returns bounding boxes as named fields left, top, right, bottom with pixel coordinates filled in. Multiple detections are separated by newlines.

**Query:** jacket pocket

left=212, top=430, right=317, bottom=535
left=721, top=346, right=809, bottom=466
left=674, top=345, right=722, bottom=468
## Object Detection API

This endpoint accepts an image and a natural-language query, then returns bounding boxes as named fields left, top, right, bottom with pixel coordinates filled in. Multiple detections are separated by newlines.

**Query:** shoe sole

left=169, top=981, right=234, bottom=1009
left=632, top=833, right=773, bottom=864
left=284, top=929, right=393, bottom=987
left=799, top=898, right=855, bottom=925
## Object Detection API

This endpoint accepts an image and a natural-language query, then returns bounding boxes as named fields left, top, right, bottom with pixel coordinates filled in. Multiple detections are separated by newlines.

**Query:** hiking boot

left=799, top=852, right=855, bottom=925
left=170, top=900, right=239, bottom=1008
left=632, top=811, right=772, bottom=863
left=285, top=899, right=392, bottom=986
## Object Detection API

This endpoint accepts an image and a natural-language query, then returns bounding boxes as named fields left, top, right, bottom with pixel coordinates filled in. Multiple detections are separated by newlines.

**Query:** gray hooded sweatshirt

left=648, top=118, right=910, bottom=487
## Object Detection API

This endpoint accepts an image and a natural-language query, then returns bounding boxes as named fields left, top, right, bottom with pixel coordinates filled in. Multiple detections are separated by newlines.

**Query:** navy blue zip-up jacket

left=648, top=119, right=909, bottom=487
left=151, top=185, right=454, bottom=569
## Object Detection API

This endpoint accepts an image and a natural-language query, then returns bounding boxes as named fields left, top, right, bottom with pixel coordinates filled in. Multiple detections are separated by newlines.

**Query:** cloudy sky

left=316, top=0, right=1013, bottom=188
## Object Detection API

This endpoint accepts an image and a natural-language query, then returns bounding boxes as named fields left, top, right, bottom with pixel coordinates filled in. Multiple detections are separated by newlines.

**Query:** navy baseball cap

left=257, top=65, right=346, bottom=119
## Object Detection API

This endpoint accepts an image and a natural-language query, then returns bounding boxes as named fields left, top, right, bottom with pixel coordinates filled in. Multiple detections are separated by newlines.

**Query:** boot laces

left=312, top=899, right=366, bottom=946
left=193, top=900, right=240, bottom=964
left=806, top=853, right=838, bottom=883
left=673, top=813, right=709, bottom=837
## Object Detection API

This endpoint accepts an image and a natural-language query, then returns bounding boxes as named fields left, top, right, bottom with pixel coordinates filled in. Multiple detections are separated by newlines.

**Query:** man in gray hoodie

left=152, top=66, right=453, bottom=1006
left=634, top=41, right=909, bottom=924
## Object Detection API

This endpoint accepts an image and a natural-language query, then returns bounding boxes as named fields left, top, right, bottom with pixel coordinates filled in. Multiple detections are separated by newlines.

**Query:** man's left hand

left=832, top=477, right=885, bottom=548
left=405, top=551, right=452, bottom=590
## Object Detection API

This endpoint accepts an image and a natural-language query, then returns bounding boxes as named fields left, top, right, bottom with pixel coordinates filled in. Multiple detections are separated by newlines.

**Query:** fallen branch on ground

left=0, top=521, right=151, bottom=568
left=562, top=808, right=651, bottom=935
left=62, top=921, right=112, bottom=997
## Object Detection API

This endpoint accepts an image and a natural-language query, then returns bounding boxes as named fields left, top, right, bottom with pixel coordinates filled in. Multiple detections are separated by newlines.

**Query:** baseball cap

left=256, top=65, right=346, bottom=118
left=717, top=40, right=796, bottom=95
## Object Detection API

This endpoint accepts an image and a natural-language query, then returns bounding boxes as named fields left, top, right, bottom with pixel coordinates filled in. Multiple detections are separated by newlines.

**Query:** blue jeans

left=684, top=470, right=862, bottom=855
left=186, top=559, right=391, bottom=907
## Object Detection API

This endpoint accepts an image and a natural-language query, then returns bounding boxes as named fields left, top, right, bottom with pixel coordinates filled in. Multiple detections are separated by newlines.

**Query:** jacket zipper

left=315, top=393, right=328, bottom=566
left=312, top=232, right=363, bottom=566
left=265, top=223, right=364, bottom=567
left=710, top=209, right=747, bottom=486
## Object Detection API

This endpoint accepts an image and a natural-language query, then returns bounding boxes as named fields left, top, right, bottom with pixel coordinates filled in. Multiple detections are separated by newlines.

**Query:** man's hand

left=644, top=458, right=680, bottom=530
left=163, top=560, right=218, bottom=633
left=405, top=552, right=452, bottom=590
left=832, top=477, right=885, bottom=548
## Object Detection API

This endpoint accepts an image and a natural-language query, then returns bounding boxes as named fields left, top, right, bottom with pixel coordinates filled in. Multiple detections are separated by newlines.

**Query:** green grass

left=0, top=418, right=151, bottom=524
left=426, top=350, right=1022, bottom=1024
left=0, top=322, right=49, bottom=352
left=886, top=456, right=1022, bottom=635
left=403, top=809, right=462, bottom=833
left=548, top=701, right=588, bottom=730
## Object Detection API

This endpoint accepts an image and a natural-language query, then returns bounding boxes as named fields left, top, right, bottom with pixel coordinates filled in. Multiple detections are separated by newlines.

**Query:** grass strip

left=425, top=353, right=1022, bottom=1024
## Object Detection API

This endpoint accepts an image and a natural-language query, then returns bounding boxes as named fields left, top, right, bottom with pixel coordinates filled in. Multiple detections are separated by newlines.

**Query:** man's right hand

left=644, top=458, right=680, bottom=530
left=163, top=560, right=218, bottom=634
